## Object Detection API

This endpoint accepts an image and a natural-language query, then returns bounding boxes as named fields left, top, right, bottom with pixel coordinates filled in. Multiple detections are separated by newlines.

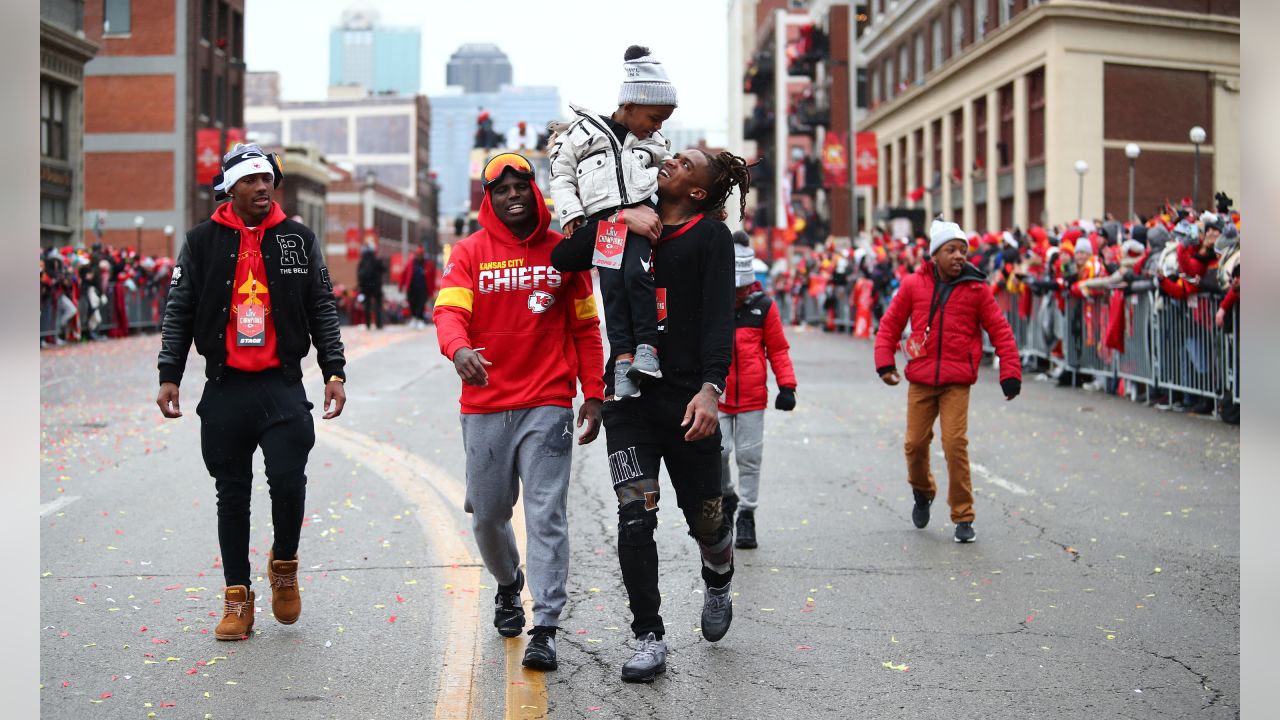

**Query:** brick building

left=324, top=165, right=420, bottom=291
left=729, top=0, right=870, bottom=251
left=82, top=0, right=246, bottom=258
left=858, top=0, right=1239, bottom=232
left=244, top=81, right=438, bottom=255
left=41, top=0, right=99, bottom=248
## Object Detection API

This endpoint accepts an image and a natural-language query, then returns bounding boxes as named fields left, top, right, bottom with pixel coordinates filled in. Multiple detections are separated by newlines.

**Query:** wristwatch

left=327, top=375, right=345, bottom=384
left=703, top=382, right=724, bottom=396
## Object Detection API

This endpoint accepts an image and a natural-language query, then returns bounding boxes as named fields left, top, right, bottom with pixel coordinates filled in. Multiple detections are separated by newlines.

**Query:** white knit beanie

left=618, top=46, right=678, bottom=107
left=1074, top=237, right=1094, bottom=255
left=929, top=217, right=967, bottom=255
left=734, top=244, right=756, bottom=287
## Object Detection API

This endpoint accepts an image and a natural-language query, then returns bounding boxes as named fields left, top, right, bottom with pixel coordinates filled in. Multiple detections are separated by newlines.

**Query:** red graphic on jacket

left=214, top=201, right=287, bottom=372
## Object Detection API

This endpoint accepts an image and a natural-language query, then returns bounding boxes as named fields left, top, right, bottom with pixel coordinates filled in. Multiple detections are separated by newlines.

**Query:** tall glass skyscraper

left=328, top=6, right=420, bottom=96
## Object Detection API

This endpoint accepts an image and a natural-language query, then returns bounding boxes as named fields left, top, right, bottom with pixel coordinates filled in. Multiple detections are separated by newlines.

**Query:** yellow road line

left=307, top=334, right=549, bottom=719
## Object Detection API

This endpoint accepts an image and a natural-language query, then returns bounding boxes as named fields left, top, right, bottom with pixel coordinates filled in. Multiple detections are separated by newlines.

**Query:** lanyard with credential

left=658, top=214, right=704, bottom=244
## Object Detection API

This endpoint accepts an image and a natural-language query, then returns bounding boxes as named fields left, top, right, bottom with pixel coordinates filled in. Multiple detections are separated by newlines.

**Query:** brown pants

left=904, top=383, right=974, bottom=523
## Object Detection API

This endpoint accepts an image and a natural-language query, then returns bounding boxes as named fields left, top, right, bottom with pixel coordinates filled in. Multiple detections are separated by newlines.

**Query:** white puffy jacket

left=548, top=103, right=671, bottom=226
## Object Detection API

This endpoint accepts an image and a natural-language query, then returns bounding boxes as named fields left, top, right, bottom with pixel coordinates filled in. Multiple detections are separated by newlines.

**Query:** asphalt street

left=39, top=322, right=1239, bottom=719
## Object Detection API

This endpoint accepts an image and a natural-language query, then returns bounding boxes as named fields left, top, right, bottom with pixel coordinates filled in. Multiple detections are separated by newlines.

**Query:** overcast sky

left=244, top=0, right=732, bottom=143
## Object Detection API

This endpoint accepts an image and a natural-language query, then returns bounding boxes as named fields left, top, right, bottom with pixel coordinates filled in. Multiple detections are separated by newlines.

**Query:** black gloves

left=1001, top=378, right=1021, bottom=400
left=775, top=387, right=797, bottom=411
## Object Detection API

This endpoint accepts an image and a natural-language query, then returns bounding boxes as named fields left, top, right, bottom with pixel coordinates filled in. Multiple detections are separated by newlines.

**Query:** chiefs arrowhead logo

left=527, top=290, right=555, bottom=314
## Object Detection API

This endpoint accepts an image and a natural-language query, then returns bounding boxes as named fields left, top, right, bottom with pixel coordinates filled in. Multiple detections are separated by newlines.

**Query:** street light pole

left=1073, top=160, right=1088, bottom=220
left=1189, top=126, right=1206, bottom=209
left=1124, top=143, right=1141, bottom=221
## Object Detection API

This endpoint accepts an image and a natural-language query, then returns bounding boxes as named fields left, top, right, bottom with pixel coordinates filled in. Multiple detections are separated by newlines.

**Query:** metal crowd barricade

left=1227, top=305, right=1240, bottom=404
left=1074, top=294, right=1114, bottom=377
left=1020, top=294, right=1053, bottom=361
left=1114, top=291, right=1155, bottom=387
left=1150, top=292, right=1228, bottom=401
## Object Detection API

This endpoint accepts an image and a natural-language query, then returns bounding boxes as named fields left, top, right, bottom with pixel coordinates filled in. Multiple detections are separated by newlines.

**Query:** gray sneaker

left=701, top=583, right=733, bottom=642
left=614, top=361, right=641, bottom=398
left=620, top=632, right=667, bottom=683
left=627, top=343, right=662, bottom=382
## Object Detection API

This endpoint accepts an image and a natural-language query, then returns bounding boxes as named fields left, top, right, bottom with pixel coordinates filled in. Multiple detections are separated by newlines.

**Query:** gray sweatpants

left=460, top=406, right=575, bottom=628
left=719, top=409, right=765, bottom=512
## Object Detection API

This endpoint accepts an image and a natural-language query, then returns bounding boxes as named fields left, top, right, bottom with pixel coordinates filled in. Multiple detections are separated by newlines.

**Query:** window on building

left=932, top=18, right=944, bottom=70
left=857, top=66, right=868, bottom=109
left=357, top=115, right=411, bottom=154
left=884, top=58, right=894, bottom=99
left=199, top=69, right=211, bottom=119
left=870, top=66, right=879, bottom=105
left=41, top=81, right=68, bottom=160
left=293, top=117, right=349, bottom=155
left=914, top=33, right=925, bottom=84
left=232, top=10, right=243, bottom=58
left=41, top=196, right=70, bottom=227
left=215, top=75, right=226, bottom=123
left=200, top=0, right=212, bottom=41
left=1027, top=66, right=1046, bottom=162
left=951, top=3, right=964, bottom=54
left=216, top=0, right=228, bottom=48
left=999, top=0, right=1013, bottom=26
left=231, top=81, right=241, bottom=125
left=974, top=0, right=988, bottom=42
left=898, top=44, right=909, bottom=90
left=103, top=0, right=130, bottom=34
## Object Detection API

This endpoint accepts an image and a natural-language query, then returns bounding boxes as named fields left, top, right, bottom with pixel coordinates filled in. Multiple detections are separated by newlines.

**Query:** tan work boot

left=268, top=550, right=301, bottom=625
left=214, top=585, right=255, bottom=640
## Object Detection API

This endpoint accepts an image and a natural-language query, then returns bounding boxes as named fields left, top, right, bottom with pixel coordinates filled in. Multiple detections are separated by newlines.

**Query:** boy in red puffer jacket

left=874, top=217, right=1022, bottom=544
left=720, top=242, right=797, bottom=549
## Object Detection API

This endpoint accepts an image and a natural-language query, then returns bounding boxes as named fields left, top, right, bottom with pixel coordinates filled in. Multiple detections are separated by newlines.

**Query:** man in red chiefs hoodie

left=434, top=153, right=605, bottom=672
left=719, top=243, right=797, bottom=550
left=874, top=217, right=1022, bottom=544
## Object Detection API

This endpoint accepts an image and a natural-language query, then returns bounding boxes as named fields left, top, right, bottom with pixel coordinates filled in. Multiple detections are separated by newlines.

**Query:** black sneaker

left=734, top=511, right=757, bottom=549
left=701, top=583, right=733, bottom=642
left=954, top=522, right=976, bottom=543
left=621, top=632, right=668, bottom=683
left=521, top=627, right=557, bottom=671
left=494, top=569, right=525, bottom=638
left=912, top=490, right=932, bottom=529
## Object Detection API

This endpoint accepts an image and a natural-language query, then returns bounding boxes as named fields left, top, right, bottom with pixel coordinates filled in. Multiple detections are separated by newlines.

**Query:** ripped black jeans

left=602, top=384, right=733, bottom=640
left=197, top=368, right=315, bottom=588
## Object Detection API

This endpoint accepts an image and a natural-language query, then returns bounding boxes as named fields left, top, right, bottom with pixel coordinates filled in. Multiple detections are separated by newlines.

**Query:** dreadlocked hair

left=697, top=150, right=758, bottom=221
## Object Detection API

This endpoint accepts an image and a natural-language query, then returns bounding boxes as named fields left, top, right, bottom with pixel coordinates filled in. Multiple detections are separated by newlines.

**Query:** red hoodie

left=433, top=179, right=605, bottom=413
left=213, top=201, right=288, bottom=372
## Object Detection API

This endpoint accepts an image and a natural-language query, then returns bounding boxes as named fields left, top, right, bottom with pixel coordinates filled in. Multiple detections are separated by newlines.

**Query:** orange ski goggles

left=481, top=153, right=535, bottom=189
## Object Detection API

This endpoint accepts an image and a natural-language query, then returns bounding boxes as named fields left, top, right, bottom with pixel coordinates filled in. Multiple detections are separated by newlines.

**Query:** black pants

left=598, top=229, right=658, bottom=358
left=602, top=383, right=732, bottom=639
left=408, top=287, right=428, bottom=322
left=198, top=369, right=316, bottom=588
left=362, top=288, right=384, bottom=328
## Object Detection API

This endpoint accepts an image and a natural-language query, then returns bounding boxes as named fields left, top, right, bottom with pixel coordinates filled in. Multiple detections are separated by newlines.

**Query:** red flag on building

left=345, top=227, right=361, bottom=260
left=821, top=132, right=848, bottom=187
left=224, top=127, right=245, bottom=152
left=854, top=132, right=878, bottom=187
left=195, top=129, right=221, bottom=185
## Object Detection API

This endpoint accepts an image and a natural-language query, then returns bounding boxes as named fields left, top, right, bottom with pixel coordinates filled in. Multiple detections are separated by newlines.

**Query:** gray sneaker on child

left=627, top=343, right=662, bottom=383
left=614, top=360, right=642, bottom=398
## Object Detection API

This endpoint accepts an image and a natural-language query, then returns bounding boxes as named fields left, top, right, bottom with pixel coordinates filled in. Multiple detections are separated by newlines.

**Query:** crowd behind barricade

left=40, top=242, right=440, bottom=346
left=764, top=192, right=1241, bottom=424
left=38, top=243, right=176, bottom=346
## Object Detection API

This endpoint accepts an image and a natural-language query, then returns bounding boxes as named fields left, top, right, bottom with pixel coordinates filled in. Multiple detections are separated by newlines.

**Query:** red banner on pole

left=224, top=127, right=245, bottom=153
left=345, top=228, right=360, bottom=260
left=195, top=129, right=221, bottom=185
left=854, top=132, right=878, bottom=187
left=821, top=132, right=848, bottom=188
